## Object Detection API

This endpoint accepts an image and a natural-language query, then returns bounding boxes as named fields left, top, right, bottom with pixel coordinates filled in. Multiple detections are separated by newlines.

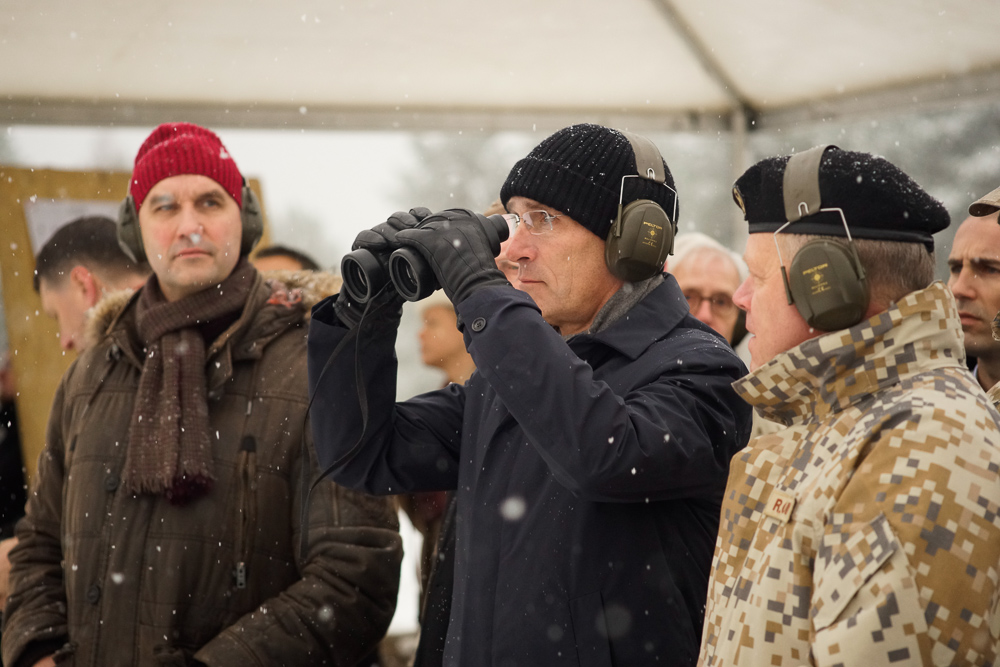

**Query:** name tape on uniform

left=763, top=489, right=796, bottom=524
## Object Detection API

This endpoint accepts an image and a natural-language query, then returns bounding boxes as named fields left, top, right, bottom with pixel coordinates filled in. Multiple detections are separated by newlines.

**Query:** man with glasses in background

left=670, top=232, right=747, bottom=345
left=309, top=124, right=752, bottom=666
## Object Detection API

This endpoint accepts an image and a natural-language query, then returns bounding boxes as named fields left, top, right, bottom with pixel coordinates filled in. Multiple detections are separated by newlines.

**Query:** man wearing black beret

left=699, top=145, right=1000, bottom=666
left=309, top=124, right=753, bottom=666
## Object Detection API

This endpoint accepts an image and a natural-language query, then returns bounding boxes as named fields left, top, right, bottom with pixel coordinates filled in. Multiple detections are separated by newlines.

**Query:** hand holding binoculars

left=341, top=210, right=516, bottom=304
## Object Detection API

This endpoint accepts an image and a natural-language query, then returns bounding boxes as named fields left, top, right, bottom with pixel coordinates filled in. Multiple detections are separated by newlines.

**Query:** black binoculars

left=341, top=211, right=515, bottom=303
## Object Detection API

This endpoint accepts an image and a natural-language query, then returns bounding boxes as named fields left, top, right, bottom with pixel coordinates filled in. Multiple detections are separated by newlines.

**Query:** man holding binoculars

left=308, top=124, right=752, bottom=666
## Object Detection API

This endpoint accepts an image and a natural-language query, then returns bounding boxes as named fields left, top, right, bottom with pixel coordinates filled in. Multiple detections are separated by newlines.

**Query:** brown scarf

left=124, top=259, right=257, bottom=505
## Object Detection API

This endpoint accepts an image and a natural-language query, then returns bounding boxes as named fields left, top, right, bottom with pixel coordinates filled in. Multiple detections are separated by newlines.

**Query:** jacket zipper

left=234, top=435, right=257, bottom=589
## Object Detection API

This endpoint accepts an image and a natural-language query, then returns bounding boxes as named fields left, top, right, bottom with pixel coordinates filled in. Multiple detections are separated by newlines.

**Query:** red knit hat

left=129, top=123, right=243, bottom=211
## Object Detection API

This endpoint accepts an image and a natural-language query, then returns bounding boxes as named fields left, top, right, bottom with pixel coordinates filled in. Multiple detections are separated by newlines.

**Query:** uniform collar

left=733, top=282, right=966, bottom=426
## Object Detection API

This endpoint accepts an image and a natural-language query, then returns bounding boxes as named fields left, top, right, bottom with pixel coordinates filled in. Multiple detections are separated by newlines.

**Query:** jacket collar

left=572, top=274, right=694, bottom=360
left=733, top=281, right=966, bottom=426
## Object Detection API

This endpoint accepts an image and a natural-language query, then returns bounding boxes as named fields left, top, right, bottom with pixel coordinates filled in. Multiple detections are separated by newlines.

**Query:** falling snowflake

left=500, top=496, right=526, bottom=521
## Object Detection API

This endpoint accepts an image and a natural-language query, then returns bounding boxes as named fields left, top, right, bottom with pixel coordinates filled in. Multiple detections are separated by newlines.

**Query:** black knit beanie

left=500, top=124, right=678, bottom=239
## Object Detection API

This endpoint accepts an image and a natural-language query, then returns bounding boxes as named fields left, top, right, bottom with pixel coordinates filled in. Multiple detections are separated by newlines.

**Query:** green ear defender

left=116, top=180, right=264, bottom=264
left=604, top=131, right=677, bottom=282
left=117, top=194, right=144, bottom=263
left=777, top=145, right=869, bottom=331
left=239, top=183, right=265, bottom=256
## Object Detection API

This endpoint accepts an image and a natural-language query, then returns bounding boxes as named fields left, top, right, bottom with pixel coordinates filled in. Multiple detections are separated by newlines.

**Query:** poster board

left=0, top=166, right=268, bottom=483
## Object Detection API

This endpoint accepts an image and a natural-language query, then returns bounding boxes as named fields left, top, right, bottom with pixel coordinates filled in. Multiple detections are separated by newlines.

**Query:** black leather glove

left=333, top=285, right=404, bottom=332
left=335, top=208, right=431, bottom=328
left=394, top=208, right=509, bottom=306
left=353, top=207, right=432, bottom=257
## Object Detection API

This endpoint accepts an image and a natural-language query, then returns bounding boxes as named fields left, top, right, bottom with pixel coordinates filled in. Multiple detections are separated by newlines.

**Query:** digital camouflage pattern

left=989, top=311, right=1000, bottom=412
left=988, top=382, right=1000, bottom=413
left=700, top=282, right=1000, bottom=667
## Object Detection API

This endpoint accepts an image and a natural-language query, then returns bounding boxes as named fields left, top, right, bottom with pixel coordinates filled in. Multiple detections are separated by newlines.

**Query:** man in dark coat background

left=309, top=123, right=752, bottom=666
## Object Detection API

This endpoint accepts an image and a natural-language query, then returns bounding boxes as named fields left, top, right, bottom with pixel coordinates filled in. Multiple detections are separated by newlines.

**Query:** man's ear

left=69, top=265, right=100, bottom=308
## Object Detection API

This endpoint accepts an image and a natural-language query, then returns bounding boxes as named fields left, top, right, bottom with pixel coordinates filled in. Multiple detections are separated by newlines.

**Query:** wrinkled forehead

left=143, top=174, right=234, bottom=205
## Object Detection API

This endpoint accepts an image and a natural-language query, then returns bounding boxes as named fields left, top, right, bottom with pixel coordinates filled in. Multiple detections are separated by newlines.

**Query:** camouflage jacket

left=988, top=382, right=1000, bottom=412
left=989, top=312, right=1000, bottom=411
left=699, top=282, right=1000, bottom=667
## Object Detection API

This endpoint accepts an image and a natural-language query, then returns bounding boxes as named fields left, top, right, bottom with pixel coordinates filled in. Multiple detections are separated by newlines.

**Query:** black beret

left=732, top=147, right=949, bottom=250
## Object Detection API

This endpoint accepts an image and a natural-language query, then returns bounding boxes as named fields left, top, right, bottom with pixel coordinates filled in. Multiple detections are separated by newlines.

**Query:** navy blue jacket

left=308, top=277, right=752, bottom=667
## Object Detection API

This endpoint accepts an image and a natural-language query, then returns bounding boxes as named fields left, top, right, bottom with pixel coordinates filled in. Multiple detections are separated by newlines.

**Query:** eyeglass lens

left=517, top=210, right=556, bottom=235
left=684, top=291, right=736, bottom=315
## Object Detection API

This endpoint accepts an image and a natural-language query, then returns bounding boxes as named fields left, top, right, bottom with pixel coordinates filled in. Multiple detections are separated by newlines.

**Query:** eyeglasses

left=513, top=210, right=563, bottom=235
left=683, top=291, right=737, bottom=317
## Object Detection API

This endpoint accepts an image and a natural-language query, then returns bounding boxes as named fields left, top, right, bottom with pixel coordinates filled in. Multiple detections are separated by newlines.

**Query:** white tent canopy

left=5, top=0, right=1000, bottom=133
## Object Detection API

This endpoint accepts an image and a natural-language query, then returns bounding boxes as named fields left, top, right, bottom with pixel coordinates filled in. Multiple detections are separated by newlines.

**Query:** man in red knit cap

left=3, top=123, right=402, bottom=667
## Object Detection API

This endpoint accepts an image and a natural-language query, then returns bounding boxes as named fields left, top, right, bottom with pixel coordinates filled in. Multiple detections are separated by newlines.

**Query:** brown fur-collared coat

left=3, top=271, right=402, bottom=667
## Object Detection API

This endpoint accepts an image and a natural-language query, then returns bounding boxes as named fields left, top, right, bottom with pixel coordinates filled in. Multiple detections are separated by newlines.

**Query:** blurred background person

left=252, top=244, right=322, bottom=272
left=418, top=291, right=476, bottom=387
left=4, top=215, right=150, bottom=623
left=0, top=352, right=26, bottom=600
left=947, top=209, right=1000, bottom=392
left=669, top=232, right=748, bottom=357
left=34, top=215, right=151, bottom=353
left=400, top=292, right=470, bottom=599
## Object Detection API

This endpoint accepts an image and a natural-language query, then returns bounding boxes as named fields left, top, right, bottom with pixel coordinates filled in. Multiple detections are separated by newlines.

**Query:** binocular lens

left=389, top=248, right=435, bottom=302
left=341, top=250, right=387, bottom=304
left=341, top=211, right=514, bottom=304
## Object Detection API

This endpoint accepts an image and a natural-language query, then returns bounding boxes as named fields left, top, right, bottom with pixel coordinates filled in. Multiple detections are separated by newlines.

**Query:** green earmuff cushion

left=786, top=239, right=869, bottom=331
left=240, top=185, right=264, bottom=256
left=117, top=195, right=145, bottom=264
left=605, top=199, right=674, bottom=281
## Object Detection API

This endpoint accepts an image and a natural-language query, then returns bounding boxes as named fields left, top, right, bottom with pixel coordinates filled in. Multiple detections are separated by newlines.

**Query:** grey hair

left=671, top=231, right=748, bottom=282
left=777, top=234, right=935, bottom=307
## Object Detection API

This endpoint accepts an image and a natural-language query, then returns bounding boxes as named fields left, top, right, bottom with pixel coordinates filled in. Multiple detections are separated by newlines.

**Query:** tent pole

left=729, top=107, right=749, bottom=250
left=649, top=0, right=756, bottom=250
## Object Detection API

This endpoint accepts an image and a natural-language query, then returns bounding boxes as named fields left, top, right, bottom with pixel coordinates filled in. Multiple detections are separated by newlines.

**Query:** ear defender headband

left=117, top=181, right=264, bottom=263
left=774, top=145, right=869, bottom=331
left=604, top=131, right=677, bottom=282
